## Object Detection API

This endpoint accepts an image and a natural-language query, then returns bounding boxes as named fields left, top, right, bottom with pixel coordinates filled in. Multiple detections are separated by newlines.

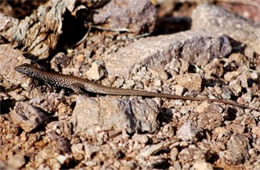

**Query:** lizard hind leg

left=71, top=83, right=88, bottom=94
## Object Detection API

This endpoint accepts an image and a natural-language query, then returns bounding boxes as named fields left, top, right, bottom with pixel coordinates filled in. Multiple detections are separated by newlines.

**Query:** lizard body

left=15, top=63, right=256, bottom=110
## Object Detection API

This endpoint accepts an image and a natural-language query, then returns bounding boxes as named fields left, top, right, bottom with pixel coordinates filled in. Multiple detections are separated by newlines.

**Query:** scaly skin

left=15, top=63, right=257, bottom=110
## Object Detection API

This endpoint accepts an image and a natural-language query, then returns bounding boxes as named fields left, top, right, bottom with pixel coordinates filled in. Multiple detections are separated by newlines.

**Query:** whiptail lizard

left=15, top=63, right=258, bottom=110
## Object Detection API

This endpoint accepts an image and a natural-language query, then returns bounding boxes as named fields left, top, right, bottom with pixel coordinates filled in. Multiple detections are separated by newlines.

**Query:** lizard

left=14, top=63, right=258, bottom=110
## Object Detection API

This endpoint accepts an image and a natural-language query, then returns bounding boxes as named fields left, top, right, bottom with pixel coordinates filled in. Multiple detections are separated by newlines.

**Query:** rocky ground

left=0, top=0, right=260, bottom=169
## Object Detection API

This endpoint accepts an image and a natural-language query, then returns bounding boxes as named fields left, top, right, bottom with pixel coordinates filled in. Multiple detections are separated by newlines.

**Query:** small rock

left=252, top=126, right=260, bottom=138
left=172, top=85, right=185, bottom=96
left=194, top=101, right=210, bottom=113
left=221, top=87, right=232, bottom=99
left=195, top=105, right=223, bottom=130
left=193, top=160, right=213, bottom=170
left=139, top=142, right=169, bottom=157
left=50, top=52, right=70, bottom=71
left=56, top=155, right=69, bottom=165
left=173, top=161, right=182, bottom=170
left=8, top=153, right=25, bottom=168
left=252, top=110, right=260, bottom=118
left=10, top=102, right=49, bottom=132
left=177, top=120, right=199, bottom=141
left=227, top=123, right=244, bottom=134
left=154, top=79, right=162, bottom=88
left=240, top=93, right=252, bottom=104
left=223, top=134, right=250, bottom=164
left=148, top=66, right=168, bottom=80
left=47, top=131, right=71, bottom=153
left=170, top=147, right=178, bottom=161
left=84, top=143, right=101, bottom=159
left=175, top=73, right=202, bottom=93
left=178, top=145, right=204, bottom=165
left=130, top=98, right=159, bottom=133
left=224, top=71, right=240, bottom=82
left=86, top=61, right=105, bottom=80
left=132, top=134, right=149, bottom=145
left=250, top=71, right=258, bottom=80
left=180, top=36, right=231, bottom=66
left=229, top=80, right=242, bottom=95
left=238, top=73, right=249, bottom=88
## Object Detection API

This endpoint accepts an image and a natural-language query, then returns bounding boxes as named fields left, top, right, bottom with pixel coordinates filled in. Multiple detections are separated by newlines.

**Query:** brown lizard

left=15, top=63, right=257, bottom=110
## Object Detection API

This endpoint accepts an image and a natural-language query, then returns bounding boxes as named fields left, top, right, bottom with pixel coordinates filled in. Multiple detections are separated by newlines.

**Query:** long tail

left=85, top=84, right=257, bottom=110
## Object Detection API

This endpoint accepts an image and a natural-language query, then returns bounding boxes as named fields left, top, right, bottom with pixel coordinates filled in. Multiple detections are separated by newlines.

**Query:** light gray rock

left=130, top=98, right=159, bottom=133
left=71, top=95, right=159, bottom=134
left=192, top=4, right=260, bottom=54
left=177, top=120, right=199, bottom=141
left=105, top=31, right=231, bottom=78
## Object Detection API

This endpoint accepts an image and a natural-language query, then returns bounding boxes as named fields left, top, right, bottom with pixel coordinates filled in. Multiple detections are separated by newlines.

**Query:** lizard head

left=15, top=63, right=39, bottom=78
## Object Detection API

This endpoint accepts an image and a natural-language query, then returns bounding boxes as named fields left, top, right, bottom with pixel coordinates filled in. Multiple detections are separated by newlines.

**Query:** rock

left=170, top=147, right=178, bottom=161
left=0, top=12, right=19, bottom=42
left=47, top=131, right=71, bottom=153
left=175, top=73, right=202, bottom=93
left=192, top=4, right=260, bottom=54
left=84, top=143, right=101, bottom=159
left=10, top=102, right=49, bottom=132
left=177, top=120, right=200, bottom=141
left=172, top=85, right=185, bottom=96
left=50, top=52, right=71, bottom=72
left=71, top=95, right=131, bottom=134
left=252, top=126, right=260, bottom=138
left=178, top=145, right=204, bottom=165
left=229, top=80, right=242, bottom=96
left=224, top=71, right=240, bottom=82
left=221, top=87, right=232, bottom=100
left=71, top=95, right=159, bottom=134
left=147, top=66, right=168, bottom=80
left=7, top=153, right=26, bottom=168
left=173, top=161, right=182, bottom=170
left=0, top=0, right=76, bottom=59
left=93, top=0, right=156, bottom=33
left=132, top=134, right=149, bottom=145
left=130, top=98, right=159, bottom=133
left=105, top=31, right=231, bottom=78
left=180, top=36, right=231, bottom=66
left=193, top=160, right=213, bottom=170
left=86, top=61, right=105, bottom=80
left=223, top=134, right=250, bottom=164
left=138, top=142, right=170, bottom=157
left=195, top=105, right=223, bottom=131
left=194, top=101, right=210, bottom=113
left=56, top=155, right=70, bottom=165
left=0, top=45, right=30, bottom=87
left=0, top=160, right=13, bottom=170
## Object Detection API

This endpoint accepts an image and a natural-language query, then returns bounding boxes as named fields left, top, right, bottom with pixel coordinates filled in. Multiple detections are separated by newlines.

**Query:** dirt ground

left=0, top=0, right=260, bottom=169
